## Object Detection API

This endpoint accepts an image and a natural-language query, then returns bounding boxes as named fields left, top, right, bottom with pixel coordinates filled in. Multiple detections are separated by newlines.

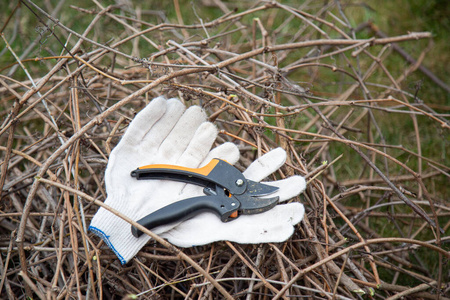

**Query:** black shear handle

left=130, top=159, right=247, bottom=195
left=131, top=195, right=240, bottom=238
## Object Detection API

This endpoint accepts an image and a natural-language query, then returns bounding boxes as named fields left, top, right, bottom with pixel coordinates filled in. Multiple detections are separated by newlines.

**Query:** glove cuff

left=89, top=200, right=151, bottom=264
left=89, top=225, right=128, bottom=264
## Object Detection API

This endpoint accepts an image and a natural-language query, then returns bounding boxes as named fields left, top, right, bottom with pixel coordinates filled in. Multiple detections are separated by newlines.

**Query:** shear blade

left=239, top=195, right=279, bottom=215
left=245, top=180, right=279, bottom=196
left=236, top=180, right=279, bottom=215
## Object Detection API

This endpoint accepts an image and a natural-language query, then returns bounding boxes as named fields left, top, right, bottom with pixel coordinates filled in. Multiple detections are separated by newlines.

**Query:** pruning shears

left=130, top=159, right=279, bottom=238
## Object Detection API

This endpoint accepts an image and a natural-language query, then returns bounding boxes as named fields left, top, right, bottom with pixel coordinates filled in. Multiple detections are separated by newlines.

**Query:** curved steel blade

left=238, top=195, right=279, bottom=215
left=245, top=180, right=279, bottom=196
left=233, top=180, right=279, bottom=215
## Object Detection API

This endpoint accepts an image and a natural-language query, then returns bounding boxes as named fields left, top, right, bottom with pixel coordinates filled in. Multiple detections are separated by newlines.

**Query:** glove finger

left=243, top=148, right=286, bottom=181
left=140, top=98, right=186, bottom=150
left=262, top=175, right=306, bottom=202
left=161, top=203, right=304, bottom=247
left=176, top=122, right=218, bottom=167
left=121, top=96, right=167, bottom=147
left=155, top=122, right=219, bottom=201
left=200, top=142, right=240, bottom=167
left=158, top=106, right=207, bottom=162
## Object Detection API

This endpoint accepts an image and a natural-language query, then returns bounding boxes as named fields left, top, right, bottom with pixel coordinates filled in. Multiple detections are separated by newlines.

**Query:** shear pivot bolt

left=235, top=179, right=244, bottom=186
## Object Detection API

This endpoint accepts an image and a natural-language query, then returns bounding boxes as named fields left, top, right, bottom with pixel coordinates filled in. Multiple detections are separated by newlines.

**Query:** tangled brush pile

left=1, top=1, right=448, bottom=299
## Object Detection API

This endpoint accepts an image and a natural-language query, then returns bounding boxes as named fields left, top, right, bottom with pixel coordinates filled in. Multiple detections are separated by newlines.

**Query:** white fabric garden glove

left=160, top=148, right=306, bottom=247
left=89, top=96, right=240, bottom=264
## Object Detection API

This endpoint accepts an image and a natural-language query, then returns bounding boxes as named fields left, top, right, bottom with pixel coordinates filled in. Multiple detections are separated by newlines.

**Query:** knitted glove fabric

left=89, top=97, right=239, bottom=264
left=90, top=97, right=306, bottom=264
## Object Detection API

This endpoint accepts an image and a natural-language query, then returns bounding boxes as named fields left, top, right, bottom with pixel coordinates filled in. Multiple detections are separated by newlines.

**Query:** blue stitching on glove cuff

left=89, top=226, right=127, bottom=265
